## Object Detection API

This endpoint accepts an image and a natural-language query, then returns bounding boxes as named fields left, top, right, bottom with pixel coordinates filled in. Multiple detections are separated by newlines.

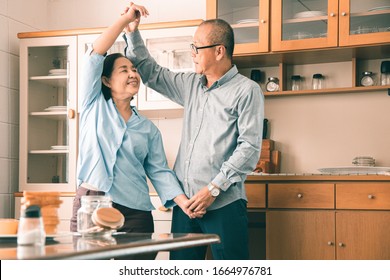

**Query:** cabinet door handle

left=327, top=241, right=334, bottom=246
left=68, top=109, right=75, bottom=119
left=368, top=194, right=375, bottom=199
left=260, top=19, right=266, bottom=24
left=329, top=12, right=335, bottom=17
left=338, top=242, right=344, bottom=247
left=341, top=12, right=347, bottom=16
left=297, top=193, right=303, bottom=198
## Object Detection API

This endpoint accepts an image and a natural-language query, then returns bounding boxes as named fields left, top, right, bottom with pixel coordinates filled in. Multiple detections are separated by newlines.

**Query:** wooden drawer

left=268, top=183, right=335, bottom=209
left=246, top=183, right=266, bottom=208
left=336, top=183, right=390, bottom=210
left=150, top=195, right=173, bottom=221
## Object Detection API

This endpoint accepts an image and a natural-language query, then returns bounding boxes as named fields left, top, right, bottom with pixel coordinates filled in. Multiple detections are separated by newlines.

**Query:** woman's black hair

left=101, top=53, right=126, bottom=100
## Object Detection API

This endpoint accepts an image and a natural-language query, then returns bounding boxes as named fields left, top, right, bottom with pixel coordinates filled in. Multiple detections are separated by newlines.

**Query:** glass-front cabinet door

left=19, top=36, right=77, bottom=191
left=271, top=0, right=338, bottom=51
left=206, top=0, right=270, bottom=54
left=339, top=0, right=390, bottom=46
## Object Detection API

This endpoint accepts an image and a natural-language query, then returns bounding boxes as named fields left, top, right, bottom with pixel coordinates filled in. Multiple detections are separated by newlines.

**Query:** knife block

left=254, top=139, right=281, bottom=173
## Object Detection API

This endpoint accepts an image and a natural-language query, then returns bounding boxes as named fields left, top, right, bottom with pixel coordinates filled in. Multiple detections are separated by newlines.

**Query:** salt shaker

left=17, top=205, right=46, bottom=246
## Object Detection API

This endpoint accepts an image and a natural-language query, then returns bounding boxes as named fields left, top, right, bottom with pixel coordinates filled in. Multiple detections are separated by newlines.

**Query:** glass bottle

left=380, top=61, right=390, bottom=86
left=17, top=205, right=46, bottom=246
left=291, top=75, right=302, bottom=91
left=312, top=73, right=324, bottom=90
left=77, top=195, right=113, bottom=237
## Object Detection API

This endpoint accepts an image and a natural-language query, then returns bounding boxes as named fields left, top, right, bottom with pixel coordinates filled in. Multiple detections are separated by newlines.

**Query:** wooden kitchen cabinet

left=206, top=0, right=389, bottom=98
left=336, top=211, right=390, bottom=259
left=19, top=36, right=78, bottom=192
left=262, top=180, right=390, bottom=260
left=17, top=19, right=203, bottom=195
left=267, top=210, right=335, bottom=259
left=271, top=0, right=390, bottom=52
left=150, top=194, right=173, bottom=260
left=206, top=0, right=270, bottom=54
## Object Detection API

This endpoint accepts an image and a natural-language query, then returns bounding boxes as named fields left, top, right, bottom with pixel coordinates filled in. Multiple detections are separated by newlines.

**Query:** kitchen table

left=0, top=232, right=220, bottom=260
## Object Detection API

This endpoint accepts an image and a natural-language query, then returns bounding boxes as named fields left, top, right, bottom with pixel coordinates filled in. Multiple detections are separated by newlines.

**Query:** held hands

left=122, top=2, right=149, bottom=33
left=187, top=186, right=216, bottom=214
left=174, top=194, right=206, bottom=219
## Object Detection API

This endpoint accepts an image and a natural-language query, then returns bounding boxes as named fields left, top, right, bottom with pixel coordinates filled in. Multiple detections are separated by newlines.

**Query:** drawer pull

left=327, top=241, right=334, bottom=246
left=368, top=194, right=375, bottom=199
left=158, top=206, right=170, bottom=212
left=338, top=242, right=344, bottom=247
left=297, top=193, right=303, bottom=198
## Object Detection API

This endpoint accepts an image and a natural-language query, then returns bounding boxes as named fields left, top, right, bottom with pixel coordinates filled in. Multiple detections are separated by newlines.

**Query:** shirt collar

left=200, top=65, right=238, bottom=90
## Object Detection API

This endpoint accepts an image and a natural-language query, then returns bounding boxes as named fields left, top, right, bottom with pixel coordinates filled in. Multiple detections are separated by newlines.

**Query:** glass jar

left=17, top=205, right=46, bottom=246
left=360, top=71, right=375, bottom=86
left=312, top=73, right=324, bottom=90
left=266, top=77, right=279, bottom=92
left=291, top=75, right=302, bottom=91
left=77, top=195, right=113, bottom=237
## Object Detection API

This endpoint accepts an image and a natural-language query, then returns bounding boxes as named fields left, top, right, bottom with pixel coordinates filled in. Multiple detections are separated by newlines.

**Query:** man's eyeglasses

left=190, top=43, right=223, bottom=54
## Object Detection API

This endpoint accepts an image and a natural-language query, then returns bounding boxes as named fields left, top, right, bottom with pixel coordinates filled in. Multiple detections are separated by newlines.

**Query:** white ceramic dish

left=368, top=6, right=390, bottom=12
left=48, top=69, right=67, bottom=75
left=44, top=106, right=67, bottom=111
left=236, top=19, right=258, bottom=24
left=51, top=145, right=68, bottom=150
left=294, top=11, right=326, bottom=18
left=318, top=166, right=390, bottom=175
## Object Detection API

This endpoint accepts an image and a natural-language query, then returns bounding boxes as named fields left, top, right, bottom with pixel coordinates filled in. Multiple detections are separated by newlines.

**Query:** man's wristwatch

left=207, top=183, right=220, bottom=197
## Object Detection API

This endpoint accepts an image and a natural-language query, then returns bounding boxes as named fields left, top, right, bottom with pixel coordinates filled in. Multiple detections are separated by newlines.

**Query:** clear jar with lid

left=291, top=75, right=302, bottom=91
left=312, top=73, right=324, bottom=89
left=77, top=195, right=113, bottom=237
left=360, top=71, right=375, bottom=86
left=266, top=77, right=279, bottom=92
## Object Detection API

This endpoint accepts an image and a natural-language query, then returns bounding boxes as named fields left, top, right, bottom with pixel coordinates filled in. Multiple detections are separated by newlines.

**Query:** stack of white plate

left=352, top=156, right=375, bottom=167
left=293, top=11, right=326, bottom=19
left=48, top=69, right=67, bottom=76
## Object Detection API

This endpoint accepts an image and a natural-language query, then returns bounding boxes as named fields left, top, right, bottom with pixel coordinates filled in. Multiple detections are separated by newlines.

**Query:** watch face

left=211, top=188, right=220, bottom=197
left=266, top=82, right=279, bottom=92
left=361, top=76, right=374, bottom=86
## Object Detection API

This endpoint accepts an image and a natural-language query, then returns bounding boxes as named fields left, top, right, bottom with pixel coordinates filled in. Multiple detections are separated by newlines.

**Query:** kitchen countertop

left=246, top=173, right=390, bottom=182
left=0, top=232, right=220, bottom=260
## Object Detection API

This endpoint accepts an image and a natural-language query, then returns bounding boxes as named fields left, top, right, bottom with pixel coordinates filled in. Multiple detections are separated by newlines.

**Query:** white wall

left=47, top=0, right=206, bottom=29
left=0, top=0, right=49, bottom=218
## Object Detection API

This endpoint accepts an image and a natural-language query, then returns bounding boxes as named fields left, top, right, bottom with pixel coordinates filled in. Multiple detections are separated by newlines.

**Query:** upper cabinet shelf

left=208, top=0, right=390, bottom=97
left=30, top=75, right=68, bottom=87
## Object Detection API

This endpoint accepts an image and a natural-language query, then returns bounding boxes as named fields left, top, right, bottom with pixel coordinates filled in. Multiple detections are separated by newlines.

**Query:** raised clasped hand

left=122, top=2, right=149, bottom=33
